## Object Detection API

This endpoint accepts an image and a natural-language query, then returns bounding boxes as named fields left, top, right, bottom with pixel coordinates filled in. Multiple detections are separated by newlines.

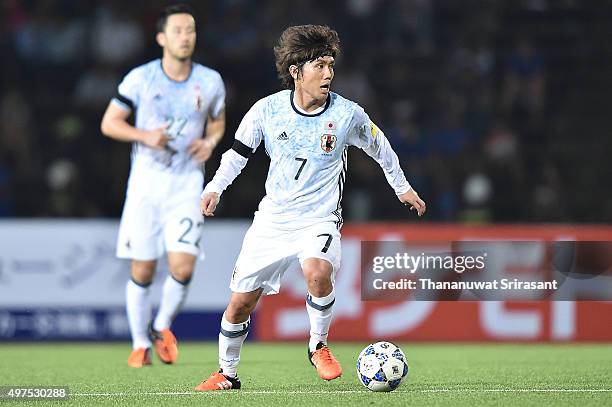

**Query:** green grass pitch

left=1, top=342, right=611, bottom=406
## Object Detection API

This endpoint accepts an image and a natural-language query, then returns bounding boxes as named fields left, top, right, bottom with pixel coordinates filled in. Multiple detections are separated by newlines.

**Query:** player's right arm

left=100, top=66, right=170, bottom=150
left=200, top=101, right=264, bottom=217
left=200, top=191, right=220, bottom=217
left=100, top=103, right=170, bottom=149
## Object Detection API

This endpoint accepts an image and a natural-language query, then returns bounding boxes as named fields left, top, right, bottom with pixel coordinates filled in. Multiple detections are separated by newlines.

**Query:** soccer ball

left=356, top=341, right=409, bottom=392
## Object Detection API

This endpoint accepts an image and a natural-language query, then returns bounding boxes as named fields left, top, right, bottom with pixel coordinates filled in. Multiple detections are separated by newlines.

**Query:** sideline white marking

left=71, top=388, right=612, bottom=397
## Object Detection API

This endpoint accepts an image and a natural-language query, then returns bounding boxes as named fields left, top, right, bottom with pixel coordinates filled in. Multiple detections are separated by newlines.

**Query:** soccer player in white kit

left=195, top=25, right=425, bottom=391
left=100, top=4, right=226, bottom=368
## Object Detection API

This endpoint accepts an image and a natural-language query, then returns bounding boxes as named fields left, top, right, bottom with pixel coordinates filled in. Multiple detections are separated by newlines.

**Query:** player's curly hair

left=274, top=25, right=341, bottom=90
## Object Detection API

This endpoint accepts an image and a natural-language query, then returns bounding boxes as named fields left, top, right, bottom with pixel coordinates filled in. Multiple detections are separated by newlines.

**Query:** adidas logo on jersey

left=277, top=131, right=289, bottom=140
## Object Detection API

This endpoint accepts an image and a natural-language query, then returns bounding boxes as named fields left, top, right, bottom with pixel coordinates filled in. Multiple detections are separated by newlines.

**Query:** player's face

left=297, top=56, right=335, bottom=101
left=160, top=13, right=196, bottom=61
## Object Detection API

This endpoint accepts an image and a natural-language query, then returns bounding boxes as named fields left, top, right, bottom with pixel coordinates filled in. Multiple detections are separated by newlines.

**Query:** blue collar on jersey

left=290, top=90, right=331, bottom=117
left=159, top=59, right=194, bottom=83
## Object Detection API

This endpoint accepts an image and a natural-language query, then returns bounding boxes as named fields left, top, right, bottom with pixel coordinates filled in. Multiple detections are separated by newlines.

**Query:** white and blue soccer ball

left=356, top=341, right=409, bottom=392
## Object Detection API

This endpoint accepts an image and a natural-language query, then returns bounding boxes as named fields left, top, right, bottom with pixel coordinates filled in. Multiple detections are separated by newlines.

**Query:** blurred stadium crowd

left=0, top=0, right=610, bottom=222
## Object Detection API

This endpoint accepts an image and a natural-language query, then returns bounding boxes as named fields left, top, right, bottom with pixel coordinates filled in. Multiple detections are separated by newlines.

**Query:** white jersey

left=113, top=60, right=224, bottom=260
left=112, top=59, right=225, bottom=182
left=204, top=90, right=411, bottom=227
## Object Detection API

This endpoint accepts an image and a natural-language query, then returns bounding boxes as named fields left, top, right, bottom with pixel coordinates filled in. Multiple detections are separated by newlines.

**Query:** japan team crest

left=321, top=134, right=337, bottom=153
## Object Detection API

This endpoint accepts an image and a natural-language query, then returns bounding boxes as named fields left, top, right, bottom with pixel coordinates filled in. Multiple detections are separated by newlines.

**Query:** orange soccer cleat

left=127, top=347, right=152, bottom=368
left=151, top=328, right=178, bottom=364
left=309, top=342, right=343, bottom=381
left=194, top=370, right=242, bottom=391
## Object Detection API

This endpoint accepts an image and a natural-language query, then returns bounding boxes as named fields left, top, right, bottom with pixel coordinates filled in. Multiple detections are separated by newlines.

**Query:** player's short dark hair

left=274, top=25, right=341, bottom=90
left=156, top=3, right=196, bottom=33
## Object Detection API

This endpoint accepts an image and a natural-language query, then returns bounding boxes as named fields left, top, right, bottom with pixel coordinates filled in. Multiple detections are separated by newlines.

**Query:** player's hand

left=399, top=189, right=426, bottom=217
left=142, top=125, right=170, bottom=150
left=201, top=192, right=220, bottom=217
left=188, top=139, right=215, bottom=163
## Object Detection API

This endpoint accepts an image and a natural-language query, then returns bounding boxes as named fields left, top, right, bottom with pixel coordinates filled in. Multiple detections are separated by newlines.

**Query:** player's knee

left=131, top=261, right=156, bottom=285
left=168, top=253, right=196, bottom=283
left=131, top=274, right=154, bottom=286
left=169, top=265, right=194, bottom=284
left=304, top=272, right=333, bottom=297
left=308, top=282, right=333, bottom=298
left=303, top=262, right=333, bottom=295
left=131, top=272, right=154, bottom=286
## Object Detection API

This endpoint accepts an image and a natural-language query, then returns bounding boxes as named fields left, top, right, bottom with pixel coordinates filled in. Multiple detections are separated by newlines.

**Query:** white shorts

left=116, top=163, right=206, bottom=261
left=116, top=195, right=204, bottom=260
left=230, top=216, right=341, bottom=295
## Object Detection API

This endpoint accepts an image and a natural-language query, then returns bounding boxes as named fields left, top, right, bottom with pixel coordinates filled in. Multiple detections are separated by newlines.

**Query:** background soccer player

left=195, top=25, right=425, bottom=391
left=100, top=4, right=226, bottom=368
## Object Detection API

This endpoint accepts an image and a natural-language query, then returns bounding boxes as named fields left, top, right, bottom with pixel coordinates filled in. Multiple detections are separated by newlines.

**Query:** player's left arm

left=188, top=110, right=226, bottom=163
left=348, top=107, right=426, bottom=217
left=189, top=74, right=227, bottom=163
left=398, top=188, right=426, bottom=217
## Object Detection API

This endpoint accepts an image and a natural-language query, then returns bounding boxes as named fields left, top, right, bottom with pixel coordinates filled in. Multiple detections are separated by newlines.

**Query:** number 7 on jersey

left=294, top=157, right=308, bottom=180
